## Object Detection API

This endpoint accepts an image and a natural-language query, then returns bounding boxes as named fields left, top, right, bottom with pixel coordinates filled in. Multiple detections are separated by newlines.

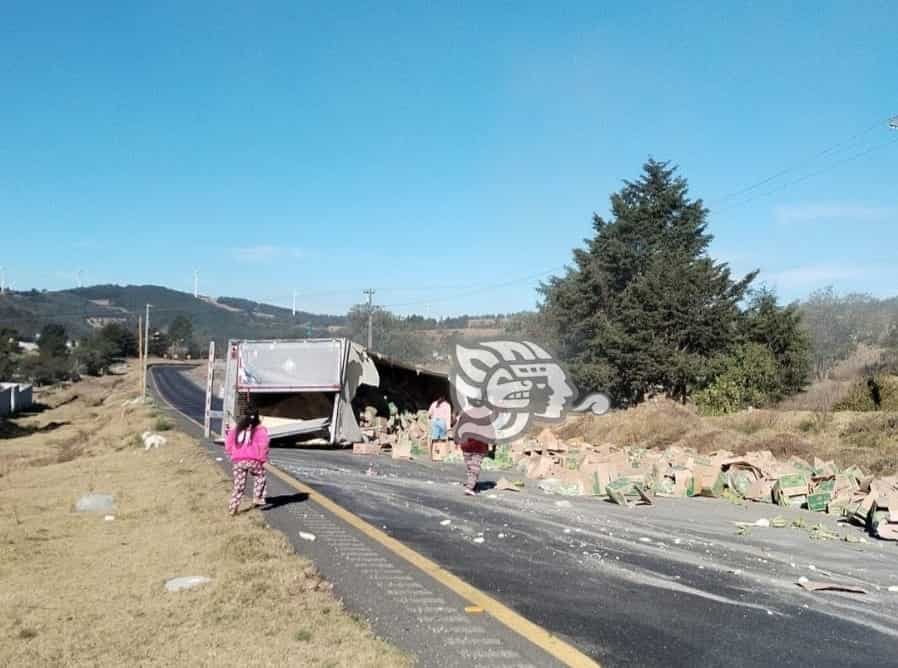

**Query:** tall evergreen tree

left=540, top=159, right=757, bottom=405
left=740, top=287, right=811, bottom=398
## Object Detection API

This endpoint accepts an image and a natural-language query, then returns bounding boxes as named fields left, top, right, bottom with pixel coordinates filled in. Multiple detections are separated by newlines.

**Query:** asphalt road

left=153, top=366, right=898, bottom=668
left=151, top=364, right=222, bottom=435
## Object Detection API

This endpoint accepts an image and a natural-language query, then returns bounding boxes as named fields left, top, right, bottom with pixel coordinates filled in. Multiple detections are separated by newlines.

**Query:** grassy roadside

left=0, top=367, right=410, bottom=667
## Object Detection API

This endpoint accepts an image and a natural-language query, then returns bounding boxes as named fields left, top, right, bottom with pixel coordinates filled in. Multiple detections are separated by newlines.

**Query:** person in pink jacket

left=225, top=404, right=270, bottom=515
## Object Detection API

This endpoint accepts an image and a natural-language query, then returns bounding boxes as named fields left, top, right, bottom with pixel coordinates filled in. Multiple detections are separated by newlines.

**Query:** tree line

left=0, top=315, right=201, bottom=385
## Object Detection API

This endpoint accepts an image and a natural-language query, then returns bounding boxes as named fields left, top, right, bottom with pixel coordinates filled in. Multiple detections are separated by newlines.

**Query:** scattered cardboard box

left=352, top=442, right=381, bottom=456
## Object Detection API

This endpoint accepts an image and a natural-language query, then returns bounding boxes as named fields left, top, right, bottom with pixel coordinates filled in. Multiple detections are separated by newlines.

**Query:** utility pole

left=142, top=304, right=151, bottom=399
left=193, top=269, right=199, bottom=298
left=363, top=288, right=376, bottom=350
left=137, top=316, right=143, bottom=395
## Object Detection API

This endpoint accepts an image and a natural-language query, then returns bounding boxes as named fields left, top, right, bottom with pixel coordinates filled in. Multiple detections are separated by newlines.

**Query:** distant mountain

left=0, top=284, right=346, bottom=345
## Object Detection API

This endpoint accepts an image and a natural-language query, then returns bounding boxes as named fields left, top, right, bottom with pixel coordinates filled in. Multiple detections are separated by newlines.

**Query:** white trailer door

left=237, top=339, right=344, bottom=392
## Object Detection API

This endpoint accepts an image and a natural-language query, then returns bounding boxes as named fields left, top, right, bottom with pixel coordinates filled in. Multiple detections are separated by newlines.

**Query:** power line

left=380, top=266, right=564, bottom=310
left=716, top=135, right=898, bottom=214
left=714, top=115, right=889, bottom=204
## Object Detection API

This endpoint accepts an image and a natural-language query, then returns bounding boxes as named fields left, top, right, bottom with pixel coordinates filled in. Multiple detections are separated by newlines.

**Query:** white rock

left=754, top=518, right=770, bottom=527
left=808, top=565, right=817, bottom=571
left=473, top=537, right=485, bottom=544
left=104, top=515, right=115, bottom=521
left=888, top=585, right=898, bottom=593
left=498, top=533, right=506, bottom=539
left=798, top=576, right=809, bottom=584
left=142, top=432, right=167, bottom=450
left=165, top=576, right=211, bottom=592
left=299, top=532, right=317, bottom=542
left=440, top=519, right=452, bottom=526
left=639, top=537, right=652, bottom=543
left=75, top=494, right=114, bottom=513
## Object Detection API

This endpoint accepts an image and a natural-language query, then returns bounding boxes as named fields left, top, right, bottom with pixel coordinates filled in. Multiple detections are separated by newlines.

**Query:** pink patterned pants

left=229, top=460, right=267, bottom=514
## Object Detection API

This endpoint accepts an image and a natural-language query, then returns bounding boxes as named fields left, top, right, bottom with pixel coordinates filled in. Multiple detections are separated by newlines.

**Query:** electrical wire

left=714, top=115, right=890, bottom=204
left=715, top=135, right=898, bottom=214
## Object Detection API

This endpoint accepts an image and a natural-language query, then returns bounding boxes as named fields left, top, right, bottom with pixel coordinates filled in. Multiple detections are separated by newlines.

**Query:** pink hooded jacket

left=225, top=425, right=270, bottom=463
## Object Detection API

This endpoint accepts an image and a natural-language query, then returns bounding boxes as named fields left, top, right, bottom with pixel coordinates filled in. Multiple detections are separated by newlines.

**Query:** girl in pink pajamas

left=225, top=405, right=270, bottom=515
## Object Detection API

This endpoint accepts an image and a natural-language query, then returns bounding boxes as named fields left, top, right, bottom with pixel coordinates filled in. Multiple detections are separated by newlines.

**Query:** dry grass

left=778, top=344, right=883, bottom=411
left=0, top=367, right=410, bottom=668
left=552, top=344, right=898, bottom=477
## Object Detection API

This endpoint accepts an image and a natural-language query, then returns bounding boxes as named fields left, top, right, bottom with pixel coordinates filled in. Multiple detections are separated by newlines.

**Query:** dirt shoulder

left=0, top=367, right=409, bottom=667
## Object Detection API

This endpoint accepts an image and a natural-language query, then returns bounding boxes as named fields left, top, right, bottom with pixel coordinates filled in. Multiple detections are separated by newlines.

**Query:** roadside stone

left=141, top=431, right=166, bottom=449
left=164, top=576, right=211, bottom=592
left=75, top=494, right=114, bottom=513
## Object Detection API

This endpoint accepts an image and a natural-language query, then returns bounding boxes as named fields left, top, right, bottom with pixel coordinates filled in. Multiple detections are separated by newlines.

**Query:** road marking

left=150, top=367, right=600, bottom=668
left=266, top=463, right=602, bottom=668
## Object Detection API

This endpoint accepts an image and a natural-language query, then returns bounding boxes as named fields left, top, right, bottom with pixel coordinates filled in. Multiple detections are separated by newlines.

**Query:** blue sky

left=1, top=2, right=896, bottom=317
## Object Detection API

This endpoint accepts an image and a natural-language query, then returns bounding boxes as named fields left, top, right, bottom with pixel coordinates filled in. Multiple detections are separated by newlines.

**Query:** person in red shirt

left=453, top=405, right=495, bottom=496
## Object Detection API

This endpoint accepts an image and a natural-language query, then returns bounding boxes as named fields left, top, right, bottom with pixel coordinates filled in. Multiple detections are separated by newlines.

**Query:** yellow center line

left=266, top=463, right=602, bottom=668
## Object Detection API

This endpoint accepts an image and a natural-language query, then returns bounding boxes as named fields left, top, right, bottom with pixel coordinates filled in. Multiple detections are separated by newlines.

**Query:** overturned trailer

left=211, top=338, right=449, bottom=445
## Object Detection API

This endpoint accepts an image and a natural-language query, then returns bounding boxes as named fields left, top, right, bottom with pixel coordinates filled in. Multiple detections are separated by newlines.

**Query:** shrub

left=832, top=375, right=898, bottom=411
left=153, top=416, right=173, bottom=432
left=694, top=344, right=780, bottom=415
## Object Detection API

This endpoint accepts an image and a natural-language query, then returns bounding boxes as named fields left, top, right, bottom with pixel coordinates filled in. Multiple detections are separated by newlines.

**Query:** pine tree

left=740, top=287, right=811, bottom=399
left=540, top=159, right=757, bottom=405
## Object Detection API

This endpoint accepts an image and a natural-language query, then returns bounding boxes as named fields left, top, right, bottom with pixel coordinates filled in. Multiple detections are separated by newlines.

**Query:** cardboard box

left=579, top=460, right=617, bottom=496
left=352, top=442, right=381, bottom=456
left=536, top=428, right=565, bottom=452
left=410, top=438, right=429, bottom=458
left=606, top=478, right=652, bottom=507
left=563, top=449, right=585, bottom=471
left=431, top=440, right=451, bottom=462
left=692, top=460, right=725, bottom=497
left=745, top=478, right=775, bottom=503
left=606, top=478, right=635, bottom=506
left=673, top=469, right=693, bottom=497
left=391, top=433, right=412, bottom=460
left=806, top=491, right=831, bottom=512
left=527, top=453, right=560, bottom=480
left=725, top=462, right=762, bottom=497
left=773, top=473, right=809, bottom=507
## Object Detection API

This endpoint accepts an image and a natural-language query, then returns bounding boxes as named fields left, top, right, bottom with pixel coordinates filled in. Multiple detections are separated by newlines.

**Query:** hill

left=0, top=285, right=346, bottom=346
